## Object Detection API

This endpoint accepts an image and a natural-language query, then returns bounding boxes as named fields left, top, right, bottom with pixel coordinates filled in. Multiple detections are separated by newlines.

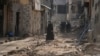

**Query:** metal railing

left=77, top=12, right=90, bottom=44
left=78, top=23, right=89, bottom=44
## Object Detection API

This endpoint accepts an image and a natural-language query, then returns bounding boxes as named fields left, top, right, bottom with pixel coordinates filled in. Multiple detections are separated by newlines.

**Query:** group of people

left=46, top=21, right=54, bottom=40
left=6, top=21, right=71, bottom=41
left=60, top=21, right=71, bottom=33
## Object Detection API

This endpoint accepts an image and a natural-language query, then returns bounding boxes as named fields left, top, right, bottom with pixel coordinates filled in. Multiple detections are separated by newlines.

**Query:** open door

left=0, top=0, right=4, bottom=36
left=15, top=12, right=20, bottom=36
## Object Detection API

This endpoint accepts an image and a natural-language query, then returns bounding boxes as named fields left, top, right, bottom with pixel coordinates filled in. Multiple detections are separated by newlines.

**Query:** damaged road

left=0, top=34, right=100, bottom=56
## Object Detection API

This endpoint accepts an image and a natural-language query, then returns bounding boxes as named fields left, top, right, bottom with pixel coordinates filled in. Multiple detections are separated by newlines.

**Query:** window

left=57, top=5, right=67, bottom=14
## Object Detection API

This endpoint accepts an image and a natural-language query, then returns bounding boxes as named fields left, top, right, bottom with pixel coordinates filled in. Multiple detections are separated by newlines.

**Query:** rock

left=23, top=33, right=33, bottom=37
left=0, top=42, right=3, bottom=44
left=5, top=40, right=8, bottom=43
left=7, top=50, right=16, bottom=55
left=3, top=55, right=6, bottom=56
left=16, top=47, right=19, bottom=49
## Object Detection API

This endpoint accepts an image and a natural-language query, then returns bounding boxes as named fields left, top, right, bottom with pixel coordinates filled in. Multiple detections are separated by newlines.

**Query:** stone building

left=0, top=0, right=52, bottom=37
left=79, top=0, right=100, bottom=43
left=89, top=0, right=100, bottom=42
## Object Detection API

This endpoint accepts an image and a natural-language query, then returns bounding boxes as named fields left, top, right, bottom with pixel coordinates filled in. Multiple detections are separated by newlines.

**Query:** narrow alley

left=0, top=32, right=99, bottom=56
left=0, top=0, right=100, bottom=56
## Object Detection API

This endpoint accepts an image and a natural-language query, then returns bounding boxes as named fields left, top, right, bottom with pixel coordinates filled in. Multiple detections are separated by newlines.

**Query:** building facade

left=41, top=0, right=53, bottom=34
left=67, top=0, right=84, bottom=29
left=90, top=0, right=100, bottom=42
left=0, top=0, right=52, bottom=37
left=79, top=0, right=100, bottom=43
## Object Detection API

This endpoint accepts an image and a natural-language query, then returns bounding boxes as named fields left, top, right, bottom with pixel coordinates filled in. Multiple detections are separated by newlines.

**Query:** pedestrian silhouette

left=46, top=21, right=54, bottom=40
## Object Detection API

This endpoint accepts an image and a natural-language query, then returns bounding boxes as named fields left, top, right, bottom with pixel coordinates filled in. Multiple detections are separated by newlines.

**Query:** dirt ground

left=0, top=33, right=100, bottom=56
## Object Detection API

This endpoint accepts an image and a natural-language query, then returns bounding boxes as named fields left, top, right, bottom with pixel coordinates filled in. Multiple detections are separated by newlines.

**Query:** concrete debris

left=0, top=34, right=100, bottom=56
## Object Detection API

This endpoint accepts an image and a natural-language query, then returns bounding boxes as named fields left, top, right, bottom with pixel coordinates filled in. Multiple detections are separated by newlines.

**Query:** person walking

left=66, top=22, right=71, bottom=33
left=46, top=21, right=54, bottom=41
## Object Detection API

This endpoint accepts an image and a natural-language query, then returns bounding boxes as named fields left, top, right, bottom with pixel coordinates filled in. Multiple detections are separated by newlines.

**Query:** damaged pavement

left=0, top=33, right=100, bottom=56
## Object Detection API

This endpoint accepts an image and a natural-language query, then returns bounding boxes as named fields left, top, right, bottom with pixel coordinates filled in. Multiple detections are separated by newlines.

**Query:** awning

left=41, top=4, right=51, bottom=9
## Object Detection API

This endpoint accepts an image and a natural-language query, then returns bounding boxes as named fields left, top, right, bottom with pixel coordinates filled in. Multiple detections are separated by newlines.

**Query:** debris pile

left=1, top=35, right=100, bottom=56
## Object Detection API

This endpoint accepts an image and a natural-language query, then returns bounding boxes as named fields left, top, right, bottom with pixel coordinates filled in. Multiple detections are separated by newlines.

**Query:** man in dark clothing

left=66, top=22, right=71, bottom=33
left=60, top=22, right=66, bottom=33
left=46, top=21, right=54, bottom=40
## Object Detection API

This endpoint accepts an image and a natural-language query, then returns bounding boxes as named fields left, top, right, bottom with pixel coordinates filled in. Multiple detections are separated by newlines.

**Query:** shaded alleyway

left=0, top=0, right=100, bottom=56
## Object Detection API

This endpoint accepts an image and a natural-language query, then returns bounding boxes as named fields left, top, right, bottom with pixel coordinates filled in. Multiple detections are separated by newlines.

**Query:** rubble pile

left=1, top=35, right=100, bottom=56
left=6, top=37, right=83, bottom=56
left=82, top=43, right=100, bottom=56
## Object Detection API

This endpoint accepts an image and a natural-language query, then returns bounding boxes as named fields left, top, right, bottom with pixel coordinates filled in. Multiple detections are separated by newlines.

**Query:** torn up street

left=0, top=0, right=100, bottom=56
left=0, top=33, right=100, bottom=56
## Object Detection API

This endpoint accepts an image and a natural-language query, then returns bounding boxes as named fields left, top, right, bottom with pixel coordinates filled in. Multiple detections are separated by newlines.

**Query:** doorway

left=15, top=12, right=20, bottom=36
left=0, top=4, right=4, bottom=36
